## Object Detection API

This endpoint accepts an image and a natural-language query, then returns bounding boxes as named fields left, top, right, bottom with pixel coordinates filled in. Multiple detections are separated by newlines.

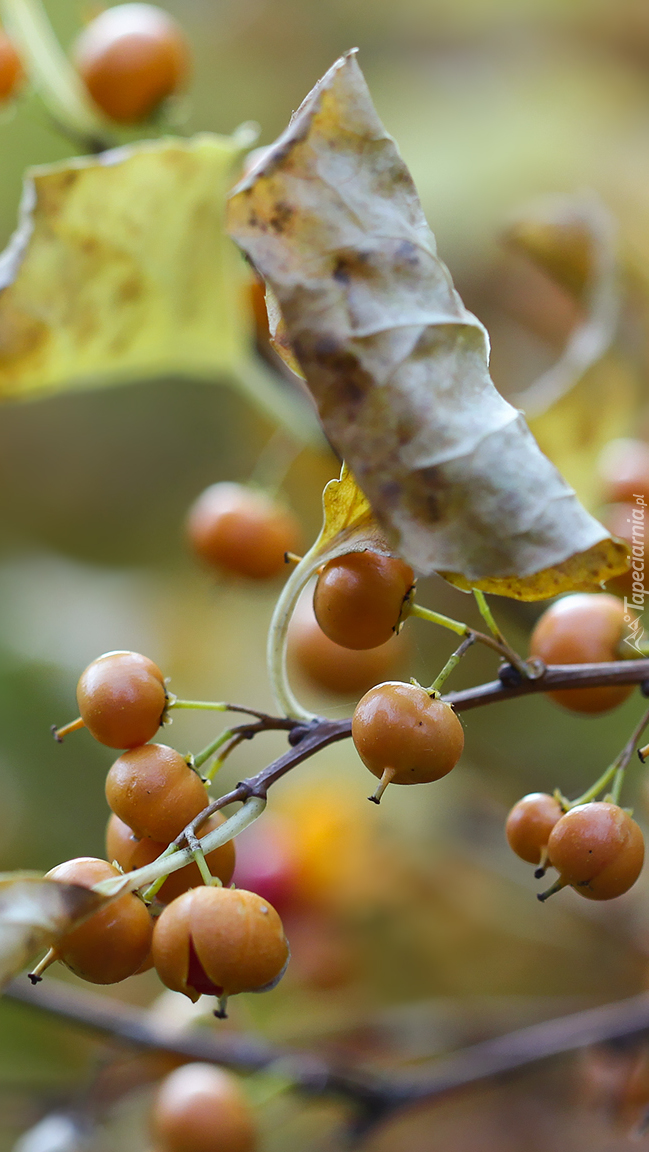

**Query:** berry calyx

left=0, top=29, right=23, bottom=103
left=352, top=681, right=464, bottom=802
left=529, top=594, right=635, bottom=714
left=106, top=743, right=208, bottom=843
left=151, top=1063, right=257, bottom=1152
left=186, top=482, right=302, bottom=580
left=313, top=551, right=414, bottom=650
left=106, top=811, right=235, bottom=901
left=44, top=857, right=153, bottom=983
left=152, top=886, right=289, bottom=1003
left=76, top=650, right=167, bottom=749
left=545, top=802, right=644, bottom=900
left=73, top=3, right=190, bottom=124
left=505, top=792, right=563, bottom=867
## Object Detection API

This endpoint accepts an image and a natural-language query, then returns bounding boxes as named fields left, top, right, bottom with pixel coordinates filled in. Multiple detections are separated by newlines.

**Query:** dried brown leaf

left=0, top=873, right=108, bottom=991
left=228, top=52, right=627, bottom=599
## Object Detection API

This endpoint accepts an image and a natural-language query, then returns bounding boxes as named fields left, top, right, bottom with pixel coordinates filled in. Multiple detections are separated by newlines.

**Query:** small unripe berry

left=547, top=802, right=644, bottom=900
left=152, top=886, right=289, bottom=1002
left=186, top=482, right=302, bottom=580
left=151, top=1063, right=257, bottom=1152
left=73, top=3, right=190, bottom=124
left=106, top=811, right=235, bottom=901
left=314, top=551, right=414, bottom=650
left=106, top=744, right=208, bottom=843
left=77, top=650, right=166, bottom=749
left=529, top=594, right=634, bottom=714
left=505, top=792, right=563, bottom=865
left=46, top=857, right=153, bottom=983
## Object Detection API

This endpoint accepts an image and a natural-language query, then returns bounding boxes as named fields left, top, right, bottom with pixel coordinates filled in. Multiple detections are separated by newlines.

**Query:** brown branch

left=7, top=978, right=649, bottom=1122
left=175, top=658, right=649, bottom=844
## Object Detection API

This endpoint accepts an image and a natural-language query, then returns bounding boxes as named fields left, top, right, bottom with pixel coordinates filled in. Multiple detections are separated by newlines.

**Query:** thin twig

left=7, top=979, right=649, bottom=1122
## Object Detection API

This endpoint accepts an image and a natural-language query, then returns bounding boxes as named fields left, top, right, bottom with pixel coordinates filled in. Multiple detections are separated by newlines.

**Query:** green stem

left=1, top=0, right=111, bottom=145
left=94, top=796, right=267, bottom=897
left=568, top=760, right=620, bottom=808
left=230, top=358, right=323, bottom=450
left=429, top=634, right=476, bottom=694
left=472, top=589, right=529, bottom=676
left=569, top=705, right=649, bottom=809
left=407, top=602, right=468, bottom=637
left=266, top=542, right=322, bottom=721
left=168, top=700, right=229, bottom=713
left=193, top=729, right=235, bottom=772
left=141, top=844, right=179, bottom=902
left=248, top=429, right=303, bottom=497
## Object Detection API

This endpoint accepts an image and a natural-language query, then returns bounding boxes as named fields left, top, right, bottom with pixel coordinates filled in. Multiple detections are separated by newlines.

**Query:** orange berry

left=313, top=551, right=414, bottom=650
left=547, top=802, right=644, bottom=900
left=352, top=681, right=464, bottom=799
left=186, top=483, right=302, bottom=580
left=77, top=650, right=166, bottom=749
left=505, top=792, right=563, bottom=865
left=151, top=1063, right=257, bottom=1152
left=73, top=3, right=190, bottom=124
left=0, top=29, right=23, bottom=102
left=152, top=886, right=289, bottom=1002
left=105, top=744, right=208, bottom=843
left=46, top=857, right=153, bottom=983
left=288, top=591, right=406, bottom=696
left=106, top=811, right=235, bottom=901
left=529, top=594, right=635, bottom=714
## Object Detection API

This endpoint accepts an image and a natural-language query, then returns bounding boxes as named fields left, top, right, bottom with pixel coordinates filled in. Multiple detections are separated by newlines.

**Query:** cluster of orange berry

left=0, top=3, right=190, bottom=124
left=41, top=651, right=289, bottom=1013
left=505, top=591, right=645, bottom=901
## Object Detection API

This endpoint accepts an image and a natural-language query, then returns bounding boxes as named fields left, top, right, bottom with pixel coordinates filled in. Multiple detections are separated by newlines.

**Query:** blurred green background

left=3, top=0, right=649, bottom=1149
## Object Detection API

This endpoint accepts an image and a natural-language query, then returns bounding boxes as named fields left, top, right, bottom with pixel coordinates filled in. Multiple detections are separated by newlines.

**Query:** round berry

left=352, top=681, right=464, bottom=800
left=106, top=811, right=235, bottom=900
left=529, top=594, right=634, bottom=714
left=152, top=886, right=289, bottom=1002
left=186, top=482, right=302, bottom=580
left=288, top=591, right=406, bottom=696
left=73, top=3, right=190, bottom=124
left=77, top=650, right=166, bottom=749
left=151, top=1063, right=257, bottom=1152
left=547, top=802, right=644, bottom=900
left=598, top=439, right=649, bottom=505
left=46, top=857, right=153, bottom=983
left=105, top=743, right=208, bottom=843
left=313, top=551, right=414, bottom=650
left=0, top=29, right=23, bottom=103
left=505, top=792, right=563, bottom=864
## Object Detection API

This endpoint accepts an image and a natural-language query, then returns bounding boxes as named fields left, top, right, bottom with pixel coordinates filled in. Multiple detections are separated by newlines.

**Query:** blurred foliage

left=2, top=0, right=649, bottom=1150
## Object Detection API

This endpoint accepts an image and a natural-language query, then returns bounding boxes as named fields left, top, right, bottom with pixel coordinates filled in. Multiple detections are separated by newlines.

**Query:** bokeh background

left=3, top=0, right=649, bottom=1149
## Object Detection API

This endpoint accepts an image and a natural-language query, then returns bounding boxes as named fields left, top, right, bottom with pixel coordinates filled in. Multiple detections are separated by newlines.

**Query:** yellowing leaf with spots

left=0, top=132, right=320, bottom=442
left=228, top=52, right=628, bottom=599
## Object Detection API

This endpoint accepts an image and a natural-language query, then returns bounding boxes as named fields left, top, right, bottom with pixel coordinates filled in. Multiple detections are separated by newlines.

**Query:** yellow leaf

left=0, top=131, right=321, bottom=443
left=228, top=53, right=628, bottom=599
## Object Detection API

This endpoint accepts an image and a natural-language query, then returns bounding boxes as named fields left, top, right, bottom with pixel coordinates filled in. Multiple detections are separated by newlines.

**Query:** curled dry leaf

left=0, top=131, right=320, bottom=443
left=504, top=196, right=639, bottom=509
left=228, top=52, right=629, bottom=599
left=0, top=873, right=108, bottom=991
